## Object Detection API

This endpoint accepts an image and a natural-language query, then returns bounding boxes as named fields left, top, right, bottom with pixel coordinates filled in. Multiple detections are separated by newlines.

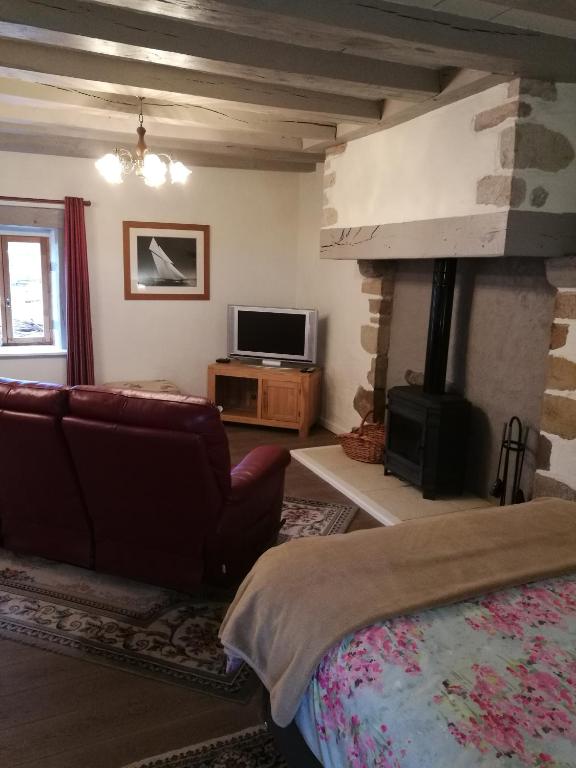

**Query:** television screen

left=228, top=305, right=317, bottom=363
left=237, top=310, right=306, bottom=356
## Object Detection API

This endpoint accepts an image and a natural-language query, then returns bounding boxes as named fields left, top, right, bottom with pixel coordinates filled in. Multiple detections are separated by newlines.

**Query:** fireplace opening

left=385, top=258, right=471, bottom=499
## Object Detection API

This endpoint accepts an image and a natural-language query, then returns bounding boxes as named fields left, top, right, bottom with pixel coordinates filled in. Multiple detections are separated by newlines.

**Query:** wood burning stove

left=385, top=259, right=470, bottom=499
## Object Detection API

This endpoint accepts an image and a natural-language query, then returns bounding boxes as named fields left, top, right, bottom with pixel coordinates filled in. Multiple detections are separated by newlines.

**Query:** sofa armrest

left=230, top=445, right=291, bottom=502
left=205, top=446, right=290, bottom=586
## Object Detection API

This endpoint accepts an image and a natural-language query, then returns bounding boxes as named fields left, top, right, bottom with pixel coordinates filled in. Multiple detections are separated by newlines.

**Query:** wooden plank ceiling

left=0, top=0, right=573, bottom=172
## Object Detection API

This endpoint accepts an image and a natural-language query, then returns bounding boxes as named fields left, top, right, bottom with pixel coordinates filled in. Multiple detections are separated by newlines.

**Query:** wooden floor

left=0, top=425, right=380, bottom=768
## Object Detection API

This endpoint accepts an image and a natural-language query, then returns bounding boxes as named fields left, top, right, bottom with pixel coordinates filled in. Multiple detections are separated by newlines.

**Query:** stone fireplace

left=318, top=76, right=576, bottom=502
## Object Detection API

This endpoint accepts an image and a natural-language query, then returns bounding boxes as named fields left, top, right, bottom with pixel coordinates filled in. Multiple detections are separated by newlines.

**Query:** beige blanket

left=219, top=498, right=576, bottom=727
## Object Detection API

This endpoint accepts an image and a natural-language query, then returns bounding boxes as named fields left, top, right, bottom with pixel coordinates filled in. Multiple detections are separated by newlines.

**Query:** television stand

left=207, top=361, right=322, bottom=437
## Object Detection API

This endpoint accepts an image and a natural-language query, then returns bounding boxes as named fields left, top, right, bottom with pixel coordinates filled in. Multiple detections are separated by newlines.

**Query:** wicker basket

left=338, top=411, right=386, bottom=464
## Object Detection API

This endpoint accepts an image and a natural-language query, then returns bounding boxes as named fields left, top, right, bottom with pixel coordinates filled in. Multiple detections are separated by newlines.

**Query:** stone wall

left=353, top=260, right=396, bottom=421
left=534, top=257, right=576, bottom=500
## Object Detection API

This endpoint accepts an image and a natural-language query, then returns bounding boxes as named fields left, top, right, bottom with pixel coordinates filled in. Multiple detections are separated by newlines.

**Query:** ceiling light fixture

left=95, top=97, right=191, bottom=188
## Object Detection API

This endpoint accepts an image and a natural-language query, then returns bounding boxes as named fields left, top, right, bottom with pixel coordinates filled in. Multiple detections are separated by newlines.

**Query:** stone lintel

left=321, top=212, right=576, bottom=261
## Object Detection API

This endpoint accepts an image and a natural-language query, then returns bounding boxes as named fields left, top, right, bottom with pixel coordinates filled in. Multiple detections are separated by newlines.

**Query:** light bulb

left=95, top=152, right=124, bottom=184
left=169, top=160, right=191, bottom=184
left=142, top=153, right=167, bottom=187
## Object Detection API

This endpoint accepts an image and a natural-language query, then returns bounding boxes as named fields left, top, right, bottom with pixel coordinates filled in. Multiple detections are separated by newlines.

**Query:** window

left=0, top=235, right=53, bottom=346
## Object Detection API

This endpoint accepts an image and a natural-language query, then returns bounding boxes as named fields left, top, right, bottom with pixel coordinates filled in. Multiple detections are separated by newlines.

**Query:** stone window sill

left=0, top=346, right=67, bottom=359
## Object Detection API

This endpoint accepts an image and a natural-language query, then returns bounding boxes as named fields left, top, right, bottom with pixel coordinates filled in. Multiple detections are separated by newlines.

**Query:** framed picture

left=123, top=221, right=210, bottom=300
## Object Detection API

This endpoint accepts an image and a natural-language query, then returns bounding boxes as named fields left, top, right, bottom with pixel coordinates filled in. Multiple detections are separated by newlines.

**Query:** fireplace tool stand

left=490, top=416, right=528, bottom=506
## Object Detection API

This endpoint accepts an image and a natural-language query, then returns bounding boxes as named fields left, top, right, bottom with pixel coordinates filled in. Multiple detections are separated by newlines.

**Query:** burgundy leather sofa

left=0, top=378, right=290, bottom=591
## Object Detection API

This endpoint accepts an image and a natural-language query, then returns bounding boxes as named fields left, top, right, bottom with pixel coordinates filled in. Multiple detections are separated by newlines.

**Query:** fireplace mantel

left=320, top=211, right=576, bottom=261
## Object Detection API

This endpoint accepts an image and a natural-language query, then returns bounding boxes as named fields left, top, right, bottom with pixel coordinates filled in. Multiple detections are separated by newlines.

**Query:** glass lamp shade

left=142, top=153, right=168, bottom=187
left=169, top=160, right=192, bottom=184
left=95, top=152, right=124, bottom=184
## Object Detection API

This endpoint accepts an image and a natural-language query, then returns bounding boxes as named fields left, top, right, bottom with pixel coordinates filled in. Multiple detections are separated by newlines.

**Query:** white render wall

left=0, top=152, right=301, bottom=394
left=323, top=83, right=510, bottom=229
left=295, top=169, right=372, bottom=433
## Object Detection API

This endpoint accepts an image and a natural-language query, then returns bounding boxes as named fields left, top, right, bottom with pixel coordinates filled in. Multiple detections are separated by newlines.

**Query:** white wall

left=296, top=170, right=372, bottom=433
left=0, top=152, right=301, bottom=395
left=324, top=83, right=509, bottom=228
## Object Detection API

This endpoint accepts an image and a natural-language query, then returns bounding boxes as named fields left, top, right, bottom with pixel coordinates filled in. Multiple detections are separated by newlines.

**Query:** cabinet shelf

left=207, top=362, right=322, bottom=438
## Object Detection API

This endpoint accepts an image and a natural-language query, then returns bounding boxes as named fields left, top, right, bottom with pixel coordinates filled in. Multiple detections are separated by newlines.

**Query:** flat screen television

left=228, top=305, right=318, bottom=364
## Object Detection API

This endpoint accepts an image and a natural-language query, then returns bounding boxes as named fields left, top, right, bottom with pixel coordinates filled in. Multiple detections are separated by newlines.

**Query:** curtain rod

left=0, top=195, right=91, bottom=207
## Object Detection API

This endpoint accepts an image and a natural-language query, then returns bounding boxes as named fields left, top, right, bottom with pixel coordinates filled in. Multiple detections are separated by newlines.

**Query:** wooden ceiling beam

left=0, top=102, right=321, bottom=153
left=378, top=1, right=576, bottom=40
left=0, top=78, right=338, bottom=141
left=87, top=0, right=576, bottom=81
left=0, top=39, right=381, bottom=124
left=0, top=0, right=440, bottom=102
left=0, top=125, right=320, bottom=171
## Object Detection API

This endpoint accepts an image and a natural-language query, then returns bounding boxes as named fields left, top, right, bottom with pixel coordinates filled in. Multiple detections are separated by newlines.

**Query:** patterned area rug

left=279, top=496, right=355, bottom=542
left=124, top=726, right=286, bottom=768
left=0, top=497, right=354, bottom=703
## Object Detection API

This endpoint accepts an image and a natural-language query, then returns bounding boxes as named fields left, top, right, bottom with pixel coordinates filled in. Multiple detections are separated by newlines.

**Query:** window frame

left=0, top=234, right=54, bottom=346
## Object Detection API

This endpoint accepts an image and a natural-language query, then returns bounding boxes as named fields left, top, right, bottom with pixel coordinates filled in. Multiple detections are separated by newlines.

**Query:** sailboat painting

left=138, top=237, right=196, bottom=287
left=124, top=222, right=210, bottom=300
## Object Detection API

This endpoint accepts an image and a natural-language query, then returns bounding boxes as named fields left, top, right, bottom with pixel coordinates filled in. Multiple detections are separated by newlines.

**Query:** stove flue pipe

left=423, top=258, right=457, bottom=395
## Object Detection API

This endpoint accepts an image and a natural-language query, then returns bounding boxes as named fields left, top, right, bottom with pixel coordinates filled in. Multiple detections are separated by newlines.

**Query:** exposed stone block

left=405, top=369, right=424, bottom=387
left=518, top=79, right=558, bottom=102
left=357, top=260, right=396, bottom=280
left=368, top=296, right=394, bottom=317
left=547, top=356, right=576, bottom=390
left=547, top=258, right=576, bottom=290
left=529, top=186, right=549, bottom=208
left=554, top=292, right=576, bottom=320
left=501, top=123, right=575, bottom=172
left=361, top=324, right=379, bottom=354
left=536, top=434, right=552, bottom=471
left=550, top=323, right=569, bottom=351
left=361, top=277, right=385, bottom=296
left=533, top=472, right=576, bottom=500
left=361, top=324, right=391, bottom=355
left=474, top=100, right=531, bottom=132
left=541, top=394, right=576, bottom=440
left=369, top=298, right=383, bottom=315
left=322, top=207, right=338, bottom=227
left=353, top=385, right=374, bottom=419
left=476, top=174, right=526, bottom=207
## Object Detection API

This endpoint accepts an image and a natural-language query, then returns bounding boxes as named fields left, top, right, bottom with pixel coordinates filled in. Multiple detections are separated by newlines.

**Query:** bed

left=220, top=498, right=576, bottom=768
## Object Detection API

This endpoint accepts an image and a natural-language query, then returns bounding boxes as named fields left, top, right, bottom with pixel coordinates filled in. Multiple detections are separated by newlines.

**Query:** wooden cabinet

left=262, top=379, right=300, bottom=423
left=207, top=362, right=322, bottom=438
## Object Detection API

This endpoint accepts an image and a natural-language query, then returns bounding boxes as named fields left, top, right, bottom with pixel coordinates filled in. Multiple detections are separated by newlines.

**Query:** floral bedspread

left=295, top=573, right=576, bottom=768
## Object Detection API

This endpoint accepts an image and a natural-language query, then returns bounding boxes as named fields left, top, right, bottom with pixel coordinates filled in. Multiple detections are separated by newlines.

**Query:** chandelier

left=95, top=98, right=191, bottom=188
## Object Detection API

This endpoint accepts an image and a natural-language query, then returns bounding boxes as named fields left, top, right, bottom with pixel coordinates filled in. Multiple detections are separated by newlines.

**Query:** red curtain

left=64, top=197, right=95, bottom=385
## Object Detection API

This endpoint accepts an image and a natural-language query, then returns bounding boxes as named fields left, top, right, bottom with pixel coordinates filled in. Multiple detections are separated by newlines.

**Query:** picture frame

left=123, top=221, right=210, bottom=300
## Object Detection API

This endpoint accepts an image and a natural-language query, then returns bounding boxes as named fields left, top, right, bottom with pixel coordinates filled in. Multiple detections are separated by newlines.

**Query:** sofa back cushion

left=0, top=379, right=92, bottom=566
left=63, top=388, right=231, bottom=590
